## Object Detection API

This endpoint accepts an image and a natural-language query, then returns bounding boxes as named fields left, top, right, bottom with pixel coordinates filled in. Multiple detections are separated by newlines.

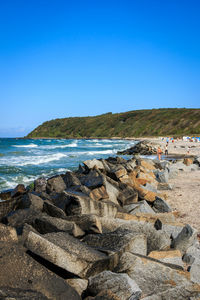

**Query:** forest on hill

left=27, top=108, right=200, bottom=138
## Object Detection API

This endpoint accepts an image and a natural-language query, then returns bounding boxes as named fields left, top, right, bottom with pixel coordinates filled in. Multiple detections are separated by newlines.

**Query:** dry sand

left=148, top=138, right=200, bottom=233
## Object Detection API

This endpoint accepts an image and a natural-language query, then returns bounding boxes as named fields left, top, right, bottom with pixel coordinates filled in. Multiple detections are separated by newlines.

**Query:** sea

left=0, top=138, right=137, bottom=192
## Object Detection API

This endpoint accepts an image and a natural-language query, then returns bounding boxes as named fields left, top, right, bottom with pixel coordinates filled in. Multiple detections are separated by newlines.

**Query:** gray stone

left=33, top=215, right=85, bottom=237
left=99, top=217, right=171, bottom=254
left=171, top=224, right=197, bottom=253
left=43, top=200, right=66, bottom=218
left=124, top=159, right=137, bottom=172
left=66, top=194, right=118, bottom=217
left=115, top=252, right=190, bottom=295
left=18, top=192, right=44, bottom=211
left=34, top=177, right=47, bottom=193
left=153, top=197, right=171, bottom=213
left=79, top=170, right=104, bottom=189
left=190, top=259, right=200, bottom=283
left=93, top=290, right=121, bottom=299
left=0, top=242, right=81, bottom=300
left=157, top=183, right=173, bottom=190
left=108, top=165, right=127, bottom=180
left=6, top=208, right=42, bottom=232
left=83, top=159, right=105, bottom=170
left=156, top=170, right=169, bottom=183
left=68, top=184, right=91, bottom=196
left=65, top=214, right=102, bottom=234
left=148, top=250, right=184, bottom=268
left=124, top=200, right=155, bottom=215
left=142, top=283, right=200, bottom=300
left=52, top=190, right=73, bottom=211
left=154, top=160, right=170, bottom=170
left=63, top=171, right=81, bottom=188
left=0, top=287, right=49, bottom=299
left=118, top=183, right=138, bottom=205
left=104, top=178, right=120, bottom=205
left=88, top=271, right=142, bottom=300
left=11, top=184, right=26, bottom=198
left=66, top=278, right=88, bottom=296
left=0, top=223, right=18, bottom=242
left=160, top=223, right=183, bottom=241
left=167, top=165, right=179, bottom=179
left=185, top=242, right=200, bottom=263
left=143, top=183, right=158, bottom=193
left=21, top=223, right=39, bottom=243
left=25, top=231, right=110, bottom=278
left=83, top=227, right=147, bottom=255
left=46, top=175, right=66, bottom=193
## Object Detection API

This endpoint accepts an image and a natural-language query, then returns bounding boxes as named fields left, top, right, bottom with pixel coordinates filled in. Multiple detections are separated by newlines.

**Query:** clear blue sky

left=0, top=0, right=200, bottom=137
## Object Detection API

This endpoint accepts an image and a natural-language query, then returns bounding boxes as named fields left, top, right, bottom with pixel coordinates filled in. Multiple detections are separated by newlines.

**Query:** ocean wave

left=13, top=143, right=38, bottom=148
left=40, top=141, right=78, bottom=149
left=70, top=149, right=116, bottom=156
left=0, top=153, right=67, bottom=166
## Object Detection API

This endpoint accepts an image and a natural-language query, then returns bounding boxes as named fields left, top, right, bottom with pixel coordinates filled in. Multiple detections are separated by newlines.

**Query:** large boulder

left=46, top=175, right=66, bottom=193
left=66, top=278, right=88, bottom=297
left=83, top=159, right=105, bottom=170
left=4, top=208, right=42, bottom=234
left=190, top=259, right=200, bottom=284
left=152, top=197, right=171, bottom=213
left=99, top=217, right=171, bottom=254
left=107, top=165, right=127, bottom=180
left=89, top=186, right=109, bottom=201
left=65, top=214, right=102, bottom=234
left=103, top=177, right=120, bottom=205
left=88, top=271, right=142, bottom=300
left=25, top=231, right=111, bottom=278
left=65, top=194, right=118, bottom=218
left=43, top=200, right=67, bottom=218
left=82, top=227, right=147, bottom=256
left=0, top=223, right=18, bottom=242
left=34, top=177, right=47, bottom=193
left=148, top=250, right=184, bottom=268
left=118, top=183, right=138, bottom=205
left=0, top=287, right=49, bottom=299
left=115, top=252, right=190, bottom=295
left=0, top=242, right=80, bottom=300
left=33, top=215, right=85, bottom=237
left=124, top=200, right=155, bottom=215
left=63, top=171, right=81, bottom=188
left=171, top=224, right=197, bottom=253
left=17, top=192, right=44, bottom=211
left=156, top=170, right=169, bottom=183
left=79, top=170, right=104, bottom=189
left=11, top=184, right=26, bottom=198
left=142, top=283, right=200, bottom=300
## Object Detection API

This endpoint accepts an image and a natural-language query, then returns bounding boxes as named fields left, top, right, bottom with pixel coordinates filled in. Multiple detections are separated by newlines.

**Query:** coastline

left=0, top=139, right=200, bottom=298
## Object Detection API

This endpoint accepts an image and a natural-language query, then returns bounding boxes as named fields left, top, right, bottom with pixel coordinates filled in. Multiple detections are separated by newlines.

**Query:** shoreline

left=0, top=140, right=200, bottom=298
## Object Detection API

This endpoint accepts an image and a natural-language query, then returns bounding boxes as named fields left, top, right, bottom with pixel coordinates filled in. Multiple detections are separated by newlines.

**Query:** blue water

left=0, top=138, right=136, bottom=192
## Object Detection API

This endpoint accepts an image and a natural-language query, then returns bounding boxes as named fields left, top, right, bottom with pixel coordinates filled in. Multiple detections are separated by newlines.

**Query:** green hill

left=27, top=108, right=200, bottom=138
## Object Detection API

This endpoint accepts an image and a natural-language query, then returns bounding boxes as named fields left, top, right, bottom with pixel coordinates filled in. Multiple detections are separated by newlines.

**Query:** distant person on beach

left=157, top=147, right=162, bottom=160
left=165, top=144, right=168, bottom=156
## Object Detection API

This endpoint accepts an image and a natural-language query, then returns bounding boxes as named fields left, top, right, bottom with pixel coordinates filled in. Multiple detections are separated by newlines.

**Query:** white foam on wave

left=0, top=153, right=67, bottom=166
left=40, top=141, right=78, bottom=149
left=70, top=149, right=116, bottom=156
left=13, top=143, right=38, bottom=148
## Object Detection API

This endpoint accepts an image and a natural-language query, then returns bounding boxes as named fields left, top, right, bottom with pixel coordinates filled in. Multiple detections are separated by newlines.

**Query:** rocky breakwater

left=0, top=154, right=200, bottom=299
left=117, top=140, right=158, bottom=156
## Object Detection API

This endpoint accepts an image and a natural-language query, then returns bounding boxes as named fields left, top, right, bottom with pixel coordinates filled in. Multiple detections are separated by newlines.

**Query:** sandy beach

left=148, top=137, right=200, bottom=233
